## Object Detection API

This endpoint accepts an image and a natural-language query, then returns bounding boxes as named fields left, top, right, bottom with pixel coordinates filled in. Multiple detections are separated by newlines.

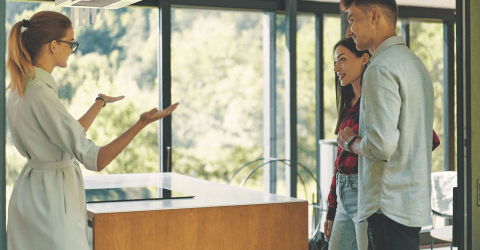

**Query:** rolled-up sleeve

left=359, top=65, right=401, bottom=162
left=31, top=89, right=101, bottom=171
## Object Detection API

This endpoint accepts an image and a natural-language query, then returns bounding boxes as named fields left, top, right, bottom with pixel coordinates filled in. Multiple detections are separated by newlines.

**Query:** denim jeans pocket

left=348, top=181, right=358, bottom=191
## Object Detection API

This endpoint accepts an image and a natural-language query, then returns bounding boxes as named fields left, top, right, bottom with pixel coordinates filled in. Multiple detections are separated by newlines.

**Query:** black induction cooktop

left=85, top=186, right=194, bottom=203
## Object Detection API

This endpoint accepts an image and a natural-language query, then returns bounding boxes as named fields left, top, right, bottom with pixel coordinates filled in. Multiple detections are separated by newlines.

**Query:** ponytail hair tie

left=22, top=19, right=29, bottom=28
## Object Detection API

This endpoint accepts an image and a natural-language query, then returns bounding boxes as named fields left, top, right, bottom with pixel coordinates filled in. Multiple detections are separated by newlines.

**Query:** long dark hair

left=333, top=37, right=371, bottom=135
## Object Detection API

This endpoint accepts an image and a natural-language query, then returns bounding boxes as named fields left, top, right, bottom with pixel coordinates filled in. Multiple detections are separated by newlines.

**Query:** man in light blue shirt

left=335, top=0, right=434, bottom=249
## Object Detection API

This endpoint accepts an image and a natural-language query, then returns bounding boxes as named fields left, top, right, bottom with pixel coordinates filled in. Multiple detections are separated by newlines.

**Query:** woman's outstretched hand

left=139, top=103, right=180, bottom=126
left=96, top=102, right=179, bottom=171
left=98, top=93, right=125, bottom=104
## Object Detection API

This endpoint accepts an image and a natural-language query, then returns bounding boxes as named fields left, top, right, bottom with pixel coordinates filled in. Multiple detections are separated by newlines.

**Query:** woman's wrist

left=134, top=119, right=149, bottom=130
left=95, top=95, right=107, bottom=107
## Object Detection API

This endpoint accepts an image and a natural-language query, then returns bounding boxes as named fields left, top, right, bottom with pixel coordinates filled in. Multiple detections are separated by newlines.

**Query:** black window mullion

left=285, top=0, right=297, bottom=198
left=454, top=0, right=465, bottom=247
left=401, top=20, right=410, bottom=48
left=340, top=11, right=347, bottom=38
left=159, top=1, right=172, bottom=173
left=315, top=12, right=324, bottom=207
left=443, top=20, right=455, bottom=171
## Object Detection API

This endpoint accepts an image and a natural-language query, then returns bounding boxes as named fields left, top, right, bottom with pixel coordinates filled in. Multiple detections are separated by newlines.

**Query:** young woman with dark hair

left=324, top=37, right=371, bottom=250
left=6, top=11, right=178, bottom=250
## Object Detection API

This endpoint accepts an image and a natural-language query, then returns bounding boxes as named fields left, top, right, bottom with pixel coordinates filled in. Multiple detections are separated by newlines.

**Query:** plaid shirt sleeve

left=432, top=130, right=440, bottom=151
left=326, top=101, right=360, bottom=221
left=326, top=151, right=340, bottom=221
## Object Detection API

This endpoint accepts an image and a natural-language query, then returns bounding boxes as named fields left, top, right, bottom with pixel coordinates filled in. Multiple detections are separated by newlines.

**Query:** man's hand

left=337, top=127, right=358, bottom=151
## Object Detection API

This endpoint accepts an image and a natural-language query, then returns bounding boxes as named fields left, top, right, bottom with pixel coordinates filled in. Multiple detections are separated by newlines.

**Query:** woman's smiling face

left=334, top=45, right=368, bottom=86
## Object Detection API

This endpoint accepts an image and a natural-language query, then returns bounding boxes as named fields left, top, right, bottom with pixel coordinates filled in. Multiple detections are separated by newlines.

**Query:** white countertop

left=85, top=173, right=306, bottom=214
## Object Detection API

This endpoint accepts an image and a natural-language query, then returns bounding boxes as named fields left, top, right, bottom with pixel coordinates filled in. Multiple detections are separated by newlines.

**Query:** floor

left=425, top=244, right=456, bottom=250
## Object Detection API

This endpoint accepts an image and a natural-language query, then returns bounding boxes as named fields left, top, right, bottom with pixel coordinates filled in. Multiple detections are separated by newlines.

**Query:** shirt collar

left=352, top=97, right=360, bottom=111
left=33, top=66, right=58, bottom=94
left=344, top=97, right=360, bottom=111
left=370, top=36, right=405, bottom=63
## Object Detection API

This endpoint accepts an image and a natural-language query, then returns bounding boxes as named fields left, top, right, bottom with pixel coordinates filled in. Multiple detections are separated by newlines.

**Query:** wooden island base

left=90, top=202, right=306, bottom=250
left=86, top=173, right=308, bottom=250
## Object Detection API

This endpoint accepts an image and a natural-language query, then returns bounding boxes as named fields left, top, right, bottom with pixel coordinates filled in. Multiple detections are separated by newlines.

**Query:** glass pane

left=296, top=14, right=317, bottom=202
left=296, top=14, right=320, bottom=239
left=275, top=14, right=286, bottom=196
left=409, top=20, right=445, bottom=172
left=323, top=15, right=341, bottom=140
left=276, top=14, right=340, bottom=199
left=171, top=8, right=264, bottom=191
left=72, top=7, right=160, bottom=175
left=397, top=19, right=402, bottom=37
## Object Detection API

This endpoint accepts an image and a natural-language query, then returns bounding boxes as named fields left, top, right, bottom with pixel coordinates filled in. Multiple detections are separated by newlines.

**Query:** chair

left=228, top=158, right=324, bottom=244
left=430, top=171, right=457, bottom=250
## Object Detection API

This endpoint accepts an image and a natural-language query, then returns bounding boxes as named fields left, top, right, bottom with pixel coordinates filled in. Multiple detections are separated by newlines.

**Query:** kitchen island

left=85, top=173, right=307, bottom=250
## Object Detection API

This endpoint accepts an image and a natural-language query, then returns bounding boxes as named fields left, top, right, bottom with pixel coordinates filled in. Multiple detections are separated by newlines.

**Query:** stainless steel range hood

left=55, top=0, right=142, bottom=9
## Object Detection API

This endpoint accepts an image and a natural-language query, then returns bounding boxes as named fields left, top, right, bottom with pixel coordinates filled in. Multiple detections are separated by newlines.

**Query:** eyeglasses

left=56, top=40, right=79, bottom=53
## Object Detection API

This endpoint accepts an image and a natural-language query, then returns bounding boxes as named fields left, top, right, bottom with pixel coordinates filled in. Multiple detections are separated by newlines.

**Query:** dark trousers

left=367, top=213, right=421, bottom=250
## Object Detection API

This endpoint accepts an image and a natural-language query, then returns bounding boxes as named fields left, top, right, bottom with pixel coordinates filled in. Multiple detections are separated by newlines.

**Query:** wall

left=468, top=0, right=480, bottom=248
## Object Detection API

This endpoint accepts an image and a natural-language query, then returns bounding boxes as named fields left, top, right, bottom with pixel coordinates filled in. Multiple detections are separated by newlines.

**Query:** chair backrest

left=431, top=171, right=457, bottom=217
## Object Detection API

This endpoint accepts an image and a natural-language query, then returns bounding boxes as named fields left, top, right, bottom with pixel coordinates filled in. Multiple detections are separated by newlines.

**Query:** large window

left=409, top=20, right=448, bottom=172
left=4, top=1, right=456, bottom=207
left=296, top=14, right=340, bottom=203
left=171, top=8, right=264, bottom=191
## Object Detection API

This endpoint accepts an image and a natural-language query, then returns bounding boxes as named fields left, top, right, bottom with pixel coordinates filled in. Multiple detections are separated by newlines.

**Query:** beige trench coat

left=6, top=67, right=101, bottom=250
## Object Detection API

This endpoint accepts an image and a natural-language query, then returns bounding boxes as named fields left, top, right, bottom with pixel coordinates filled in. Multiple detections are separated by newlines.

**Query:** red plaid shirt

left=326, top=100, right=441, bottom=221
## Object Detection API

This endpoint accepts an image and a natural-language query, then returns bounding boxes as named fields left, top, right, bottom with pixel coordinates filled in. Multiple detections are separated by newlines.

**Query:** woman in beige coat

left=6, top=11, right=178, bottom=250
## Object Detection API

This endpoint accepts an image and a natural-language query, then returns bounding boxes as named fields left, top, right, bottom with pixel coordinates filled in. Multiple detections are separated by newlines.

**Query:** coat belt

left=27, top=159, right=76, bottom=170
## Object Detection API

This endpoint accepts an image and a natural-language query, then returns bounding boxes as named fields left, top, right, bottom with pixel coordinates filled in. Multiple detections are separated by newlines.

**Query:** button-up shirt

left=327, top=99, right=360, bottom=220
left=357, top=36, right=434, bottom=227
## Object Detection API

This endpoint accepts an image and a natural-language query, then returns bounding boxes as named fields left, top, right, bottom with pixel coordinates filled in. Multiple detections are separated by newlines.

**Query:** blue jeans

left=367, top=213, right=421, bottom=250
left=329, top=173, right=369, bottom=250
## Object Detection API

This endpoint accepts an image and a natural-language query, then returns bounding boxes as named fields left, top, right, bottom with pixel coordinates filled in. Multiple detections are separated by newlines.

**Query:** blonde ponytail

left=7, top=20, right=34, bottom=98
left=6, top=11, right=72, bottom=98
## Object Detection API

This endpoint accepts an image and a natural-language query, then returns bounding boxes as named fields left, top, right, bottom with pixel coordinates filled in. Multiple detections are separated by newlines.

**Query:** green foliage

left=322, top=16, right=342, bottom=140
left=294, top=15, right=341, bottom=199
left=410, top=21, right=446, bottom=172
left=171, top=9, right=264, bottom=183
left=173, top=146, right=263, bottom=185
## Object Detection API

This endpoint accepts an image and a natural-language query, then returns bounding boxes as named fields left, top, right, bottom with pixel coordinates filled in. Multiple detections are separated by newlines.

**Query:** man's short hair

left=340, top=0, right=398, bottom=25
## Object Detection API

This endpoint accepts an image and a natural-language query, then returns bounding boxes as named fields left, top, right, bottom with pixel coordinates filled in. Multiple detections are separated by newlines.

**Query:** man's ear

left=362, top=53, right=370, bottom=65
